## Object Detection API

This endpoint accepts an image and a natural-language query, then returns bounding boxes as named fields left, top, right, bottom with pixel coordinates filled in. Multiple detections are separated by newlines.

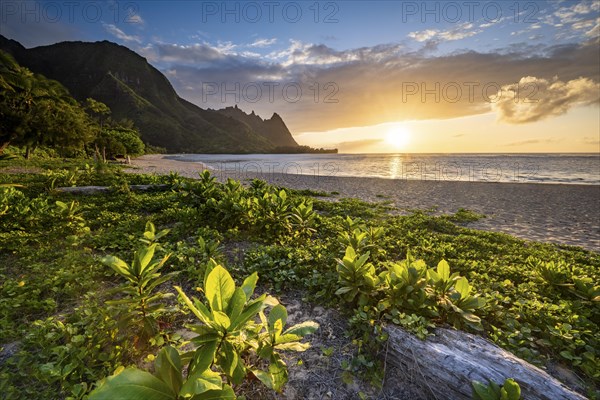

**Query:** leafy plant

left=335, top=246, right=378, bottom=306
left=89, top=345, right=235, bottom=400
left=380, top=253, right=431, bottom=315
left=427, top=260, right=486, bottom=329
left=289, top=201, right=317, bottom=238
left=102, top=223, right=178, bottom=341
left=527, top=256, right=572, bottom=287
left=176, top=263, right=318, bottom=391
left=338, top=228, right=368, bottom=253
left=139, top=221, right=171, bottom=246
left=88, top=265, right=318, bottom=398
left=472, top=378, right=522, bottom=400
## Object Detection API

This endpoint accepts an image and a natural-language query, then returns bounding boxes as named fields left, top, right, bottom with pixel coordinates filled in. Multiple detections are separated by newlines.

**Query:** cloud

left=581, top=136, right=600, bottom=146
left=493, top=76, right=600, bottom=124
left=249, top=38, right=277, bottom=48
left=572, top=19, right=597, bottom=30
left=102, top=23, right=141, bottom=43
left=336, top=139, right=383, bottom=151
left=125, top=13, right=144, bottom=25
left=505, top=138, right=563, bottom=147
left=585, top=22, right=600, bottom=37
left=408, top=23, right=480, bottom=43
left=553, top=1, right=600, bottom=24
left=140, top=36, right=599, bottom=133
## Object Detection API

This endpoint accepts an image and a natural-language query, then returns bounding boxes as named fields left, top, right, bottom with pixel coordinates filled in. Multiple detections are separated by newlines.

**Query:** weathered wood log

left=383, top=325, right=586, bottom=400
left=55, top=184, right=169, bottom=194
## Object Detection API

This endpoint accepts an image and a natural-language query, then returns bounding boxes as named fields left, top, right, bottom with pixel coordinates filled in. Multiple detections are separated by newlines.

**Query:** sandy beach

left=127, top=155, right=600, bottom=252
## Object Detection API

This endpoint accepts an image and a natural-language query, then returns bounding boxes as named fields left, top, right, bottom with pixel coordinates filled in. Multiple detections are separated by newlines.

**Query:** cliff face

left=0, top=35, right=299, bottom=153
left=216, top=105, right=298, bottom=148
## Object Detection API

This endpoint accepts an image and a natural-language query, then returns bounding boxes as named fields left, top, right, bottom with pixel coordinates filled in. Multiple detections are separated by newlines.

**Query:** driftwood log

left=383, top=325, right=586, bottom=400
left=55, top=184, right=169, bottom=194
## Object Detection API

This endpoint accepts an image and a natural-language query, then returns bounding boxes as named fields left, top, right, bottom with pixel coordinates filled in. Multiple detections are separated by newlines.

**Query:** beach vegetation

left=472, top=378, right=522, bottom=400
left=0, top=162, right=598, bottom=398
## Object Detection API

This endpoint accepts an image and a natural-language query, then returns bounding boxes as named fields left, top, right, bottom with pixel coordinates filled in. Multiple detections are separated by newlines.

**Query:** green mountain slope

left=0, top=35, right=298, bottom=153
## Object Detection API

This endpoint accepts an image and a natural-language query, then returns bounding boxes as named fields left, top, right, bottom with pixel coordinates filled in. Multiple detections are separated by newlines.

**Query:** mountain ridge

left=0, top=35, right=299, bottom=153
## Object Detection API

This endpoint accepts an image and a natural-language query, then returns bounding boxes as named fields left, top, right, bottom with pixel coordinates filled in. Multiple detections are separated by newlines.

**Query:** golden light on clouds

left=295, top=105, right=599, bottom=153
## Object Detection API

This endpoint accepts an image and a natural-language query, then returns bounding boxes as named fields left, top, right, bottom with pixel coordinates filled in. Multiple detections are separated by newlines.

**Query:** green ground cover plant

left=0, top=158, right=598, bottom=399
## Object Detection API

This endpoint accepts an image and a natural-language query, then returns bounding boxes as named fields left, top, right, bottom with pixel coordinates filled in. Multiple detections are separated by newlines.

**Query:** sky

left=1, top=0, right=599, bottom=153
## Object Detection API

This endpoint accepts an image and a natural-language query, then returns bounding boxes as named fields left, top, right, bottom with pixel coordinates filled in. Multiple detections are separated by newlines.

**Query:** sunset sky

left=2, top=0, right=599, bottom=152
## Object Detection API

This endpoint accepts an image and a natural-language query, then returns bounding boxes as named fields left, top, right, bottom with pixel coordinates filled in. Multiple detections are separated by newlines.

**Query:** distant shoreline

left=127, top=154, right=600, bottom=251
left=148, top=152, right=600, bottom=186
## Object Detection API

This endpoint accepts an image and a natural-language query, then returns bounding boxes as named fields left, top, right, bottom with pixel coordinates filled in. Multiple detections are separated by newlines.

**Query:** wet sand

left=127, top=155, right=600, bottom=252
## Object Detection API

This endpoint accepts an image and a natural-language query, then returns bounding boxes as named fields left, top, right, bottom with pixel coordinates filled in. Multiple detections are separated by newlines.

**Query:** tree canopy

left=0, top=51, right=98, bottom=156
left=0, top=50, right=146, bottom=159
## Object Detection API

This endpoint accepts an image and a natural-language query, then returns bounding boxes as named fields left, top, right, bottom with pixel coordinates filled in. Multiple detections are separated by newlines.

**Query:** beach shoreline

left=126, top=154, right=600, bottom=251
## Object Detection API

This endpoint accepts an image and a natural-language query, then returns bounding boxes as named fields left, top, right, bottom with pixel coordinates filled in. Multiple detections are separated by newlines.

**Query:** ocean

left=166, top=153, right=600, bottom=185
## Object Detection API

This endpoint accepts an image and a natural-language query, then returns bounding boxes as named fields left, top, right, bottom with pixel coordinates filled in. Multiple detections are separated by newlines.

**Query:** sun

left=384, top=127, right=411, bottom=149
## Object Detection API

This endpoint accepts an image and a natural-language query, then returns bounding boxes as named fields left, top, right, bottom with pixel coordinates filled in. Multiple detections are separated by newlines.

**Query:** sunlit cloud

left=138, top=37, right=599, bottom=132
left=504, top=138, right=563, bottom=147
left=408, top=23, right=480, bottom=42
left=102, top=23, right=141, bottom=43
left=493, top=76, right=600, bottom=124
left=249, top=38, right=277, bottom=48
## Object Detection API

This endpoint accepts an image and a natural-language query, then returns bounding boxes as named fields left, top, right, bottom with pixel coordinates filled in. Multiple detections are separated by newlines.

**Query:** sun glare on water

left=384, top=127, right=411, bottom=150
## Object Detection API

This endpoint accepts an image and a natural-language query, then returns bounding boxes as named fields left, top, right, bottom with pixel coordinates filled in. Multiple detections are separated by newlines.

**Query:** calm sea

left=167, top=153, right=600, bottom=185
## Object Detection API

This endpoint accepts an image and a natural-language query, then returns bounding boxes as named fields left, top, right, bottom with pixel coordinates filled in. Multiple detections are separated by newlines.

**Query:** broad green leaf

left=193, top=299, right=214, bottom=324
left=212, top=311, right=231, bottom=330
left=281, top=321, right=319, bottom=338
left=88, top=367, right=175, bottom=400
left=455, top=277, right=470, bottom=299
left=427, top=269, right=439, bottom=282
left=227, top=288, right=246, bottom=323
left=230, top=294, right=266, bottom=330
left=175, top=286, right=211, bottom=325
left=268, top=304, right=288, bottom=331
left=344, top=246, right=356, bottom=260
left=502, top=379, right=521, bottom=399
left=437, top=260, right=450, bottom=281
left=240, top=272, right=258, bottom=300
left=462, top=296, right=486, bottom=310
left=101, top=256, right=133, bottom=280
left=147, top=272, right=179, bottom=292
left=253, top=370, right=274, bottom=390
left=273, top=319, right=283, bottom=341
left=335, top=286, right=352, bottom=295
left=145, top=222, right=156, bottom=234
left=136, top=244, right=157, bottom=275
left=355, top=253, right=370, bottom=269
left=472, top=381, right=495, bottom=400
left=188, top=325, right=220, bottom=341
left=205, top=265, right=235, bottom=312
left=192, top=385, right=236, bottom=400
left=274, top=342, right=310, bottom=352
left=179, top=368, right=222, bottom=396
left=261, top=354, right=288, bottom=392
left=220, top=341, right=238, bottom=377
left=461, top=312, right=481, bottom=323
left=203, top=259, right=218, bottom=290
left=258, top=343, right=274, bottom=359
left=154, top=346, right=183, bottom=394
left=190, top=341, right=218, bottom=373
